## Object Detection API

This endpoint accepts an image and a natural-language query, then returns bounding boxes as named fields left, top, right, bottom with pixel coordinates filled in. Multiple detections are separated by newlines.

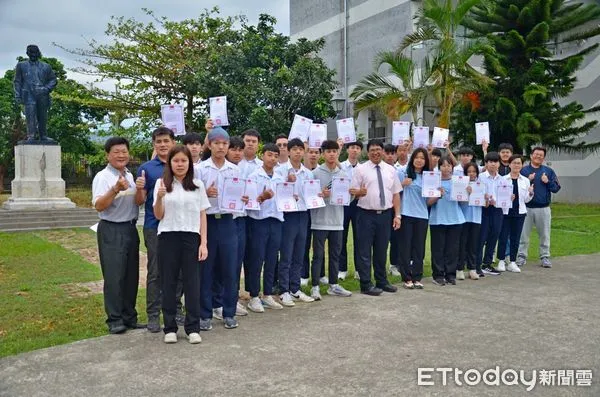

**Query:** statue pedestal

left=3, top=144, right=75, bottom=210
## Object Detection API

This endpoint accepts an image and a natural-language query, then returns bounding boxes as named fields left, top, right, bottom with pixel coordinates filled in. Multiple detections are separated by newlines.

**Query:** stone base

left=2, top=197, right=76, bottom=211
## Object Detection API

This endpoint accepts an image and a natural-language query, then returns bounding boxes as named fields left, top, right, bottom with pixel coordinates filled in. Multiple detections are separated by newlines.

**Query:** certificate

left=422, top=171, right=441, bottom=198
left=331, top=176, right=351, bottom=206
left=209, top=96, right=229, bottom=126
left=432, top=127, right=449, bottom=148
left=276, top=182, right=298, bottom=212
left=496, top=183, right=512, bottom=209
left=336, top=117, right=357, bottom=143
left=392, top=121, right=410, bottom=145
left=220, top=177, right=245, bottom=213
left=475, top=122, right=490, bottom=145
left=413, top=126, right=429, bottom=148
left=160, top=104, right=186, bottom=136
left=468, top=181, right=486, bottom=206
left=308, top=123, right=327, bottom=149
left=244, top=178, right=261, bottom=210
left=451, top=175, right=469, bottom=201
left=302, top=179, right=325, bottom=209
left=289, top=114, right=312, bottom=141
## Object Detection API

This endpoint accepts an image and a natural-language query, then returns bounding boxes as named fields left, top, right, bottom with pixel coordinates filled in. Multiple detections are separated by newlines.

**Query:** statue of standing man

left=14, top=44, right=58, bottom=144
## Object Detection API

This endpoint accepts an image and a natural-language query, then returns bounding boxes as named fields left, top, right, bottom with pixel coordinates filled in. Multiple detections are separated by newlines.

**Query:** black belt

left=358, top=208, right=391, bottom=215
left=207, top=213, right=233, bottom=220
left=100, top=218, right=137, bottom=225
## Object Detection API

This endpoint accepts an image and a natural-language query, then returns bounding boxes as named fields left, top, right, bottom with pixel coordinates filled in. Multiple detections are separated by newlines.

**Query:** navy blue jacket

left=520, top=164, right=560, bottom=208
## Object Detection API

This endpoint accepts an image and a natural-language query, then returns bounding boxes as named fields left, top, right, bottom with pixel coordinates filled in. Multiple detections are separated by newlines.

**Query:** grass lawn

left=0, top=202, right=598, bottom=357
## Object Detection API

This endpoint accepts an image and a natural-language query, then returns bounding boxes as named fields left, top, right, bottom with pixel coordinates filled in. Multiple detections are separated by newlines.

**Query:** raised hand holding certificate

left=475, top=122, right=490, bottom=145
left=308, top=123, right=327, bottom=149
left=289, top=114, right=312, bottom=141
left=220, top=177, right=246, bottom=213
left=468, top=181, right=486, bottom=206
left=496, top=183, right=512, bottom=209
left=422, top=171, right=441, bottom=198
left=432, top=127, right=449, bottom=148
left=331, top=176, right=351, bottom=206
left=302, top=179, right=325, bottom=209
left=336, top=117, right=357, bottom=143
left=244, top=178, right=260, bottom=210
left=451, top=175, right=469, bottom=201
left=276, top=182, right=298, bottom=212
left=392, top=121, right=410, bottom=145
left=160, top=104, right=186, bottom=136
left=209, top=96, right=229, bottom=126
left=413, top=126, right=430, bottom=148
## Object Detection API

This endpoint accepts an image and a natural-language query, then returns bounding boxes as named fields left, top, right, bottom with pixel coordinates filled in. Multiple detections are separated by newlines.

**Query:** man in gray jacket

left=310, top=140, right=353, bottom=300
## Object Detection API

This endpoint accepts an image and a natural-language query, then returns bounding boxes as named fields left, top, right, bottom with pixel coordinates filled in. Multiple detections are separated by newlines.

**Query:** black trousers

left=397, top=215, right=428, bottom=282
left=458, top=222, right=481, bottom=271
left=311, top=229, right=343, bottom=286
left=97, top=220, right=139, bottom=328
left=302, top=211, right=325, bottom=279
left=158, top=232, right=201, bottom=335
left=430, top=224, right=463, bottom=281
left=356, top=208, right=392, bottom=290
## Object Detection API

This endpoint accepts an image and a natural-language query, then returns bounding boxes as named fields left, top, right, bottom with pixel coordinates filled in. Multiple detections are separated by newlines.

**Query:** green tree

left=456, top=0, right=600, bottom=154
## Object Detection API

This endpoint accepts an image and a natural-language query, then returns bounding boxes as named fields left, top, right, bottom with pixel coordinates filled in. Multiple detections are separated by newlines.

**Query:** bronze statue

left=14, top=45, right=58, bottom=144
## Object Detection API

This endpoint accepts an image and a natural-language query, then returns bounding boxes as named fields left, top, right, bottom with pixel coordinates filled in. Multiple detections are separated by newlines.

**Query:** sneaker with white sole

left=164, top=332, right=177, bottom=344
left=291, top=290, right=315, bottom=303
left=311, top=286, right=322, bottom=301
left=247, top=297, right=264, bottom=313
left=516, top=256, right=527, bottom=267
left=212, top=307, right=223, bottom=320
left=338, top=271, right=347, bottom=280
left=327, top=284, right=352, bottom=297
left=496, top=260, right=506, bottom=272
left=456, top=270, right=465, bottom=280
left=482, top=265, right=501, bottom=275
left=262, top=295, right=283, bottom=310
left=187, top=332, right=201, bottom=344
left=541, top=257, right=552, bottom=268
left=279, top=292, right=296, bottom=307
left=236, top=301, right=248, bottom=316
left=319, top=276, right=329, bottom=285
left=223, top=317, right=238, bottom=329
left=388, top=266, right=401, bottom=277
left=506, top=262, right=521, bottom=273
left=468, top=270, right=479, bottom=280
left=300, top=278, right=309, bottom=286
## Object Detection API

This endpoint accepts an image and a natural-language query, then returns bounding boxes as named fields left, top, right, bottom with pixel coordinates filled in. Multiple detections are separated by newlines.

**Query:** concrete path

left=1, top=255, right=599, bottom=397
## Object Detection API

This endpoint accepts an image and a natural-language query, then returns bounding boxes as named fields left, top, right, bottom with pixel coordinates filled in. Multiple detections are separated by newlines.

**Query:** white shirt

left=247, top=167, right=284, bottom=222
left=92, top=165, right=139, bottom=222
left=194, top=158, right=240, bottom=215
left=340, top=159, right=360, bottom=182
left=153, top=178, right=211, bottom=235
left=479, top=171, right=510, bottom=208
left=239, top=157, right=263, bottom=178
left=502, top=174, right=534, bottom=215
left=350, top=160, right=402, bottom=211
left=275, top=162, right=314, bottom=212
left=395, top=161, right=408, bottom=174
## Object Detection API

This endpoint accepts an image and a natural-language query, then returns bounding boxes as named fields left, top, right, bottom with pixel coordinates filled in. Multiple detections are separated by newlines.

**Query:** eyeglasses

left=276, top=143, right=288, bottom=148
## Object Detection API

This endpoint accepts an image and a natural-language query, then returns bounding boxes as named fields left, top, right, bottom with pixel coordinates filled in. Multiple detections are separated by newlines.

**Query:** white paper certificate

left=160, top=104, right=186, bottom=136
left=302, top=179, right=325, bottom=209
left=209, top=96, right=229, bottom=127
left=432, top=127, right=449, bottom=148
left=276, top=182, right=298, bottom=212
left=244, top=178, right=260, bottom=210
left=422, top=171, right=441, bottom=198
left=468, top=181, right=486, bottom=206
left=336, top=117, right=357, bottom=144
left=496, top=183, right=512, bottom=209
left=308, top=123, right=327, bottom=149
left=220, top=177, right=245, bottom=213
left=413, top=126, right=430, bottom=149
left=475, top=122, right=490, bottom=145
left=392, top=121, right=411, bottom=145
left=289, top=114, right=312, bottom=141
left=331, top=177, right=351, bottom=206
left=451, top=175, right=469, bottom=201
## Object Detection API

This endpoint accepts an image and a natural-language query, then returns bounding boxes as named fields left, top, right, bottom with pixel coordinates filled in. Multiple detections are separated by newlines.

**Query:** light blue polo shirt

left=397, top=170, right=428, bottom=220
left=429, top=179, right=466, bottom=225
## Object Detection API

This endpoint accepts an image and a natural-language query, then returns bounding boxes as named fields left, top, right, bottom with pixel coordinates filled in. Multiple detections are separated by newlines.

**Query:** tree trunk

left=0, top=164, right=5, bottom=194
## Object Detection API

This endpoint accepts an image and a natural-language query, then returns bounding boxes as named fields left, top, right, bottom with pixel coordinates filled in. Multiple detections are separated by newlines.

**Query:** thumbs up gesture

left=115, top=172, right=129, bottom=192
left=157, top=179, right=167, bottom=199
left=136, top=170, right=146, bottom=190
left=206, top=181, right=218, bottom=198
left=528, top=172, right=536, bottom=181
left=541, top=172, right=549, bottom=184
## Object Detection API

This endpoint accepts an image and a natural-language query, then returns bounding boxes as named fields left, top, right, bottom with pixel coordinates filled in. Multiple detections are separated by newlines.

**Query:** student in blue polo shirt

left=457, top=162, right=485, bottom=280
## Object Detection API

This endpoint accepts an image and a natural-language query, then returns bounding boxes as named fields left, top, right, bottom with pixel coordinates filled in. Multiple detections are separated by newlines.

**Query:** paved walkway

left=1, top=255, right=599, bottom=396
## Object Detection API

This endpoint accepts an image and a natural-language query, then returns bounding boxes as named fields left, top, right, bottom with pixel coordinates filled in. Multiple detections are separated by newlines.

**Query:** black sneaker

left=477, top=271, right=485, bottom=278
left=482, top=265, right=501, bottom=275
left=432, top=278, right=446, bottom=286
left=445, top=278, right=456, bottom=285
left=147, top=317, right=161, bottom=333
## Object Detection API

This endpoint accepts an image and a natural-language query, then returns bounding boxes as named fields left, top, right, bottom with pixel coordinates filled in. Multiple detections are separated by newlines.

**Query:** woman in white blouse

left=153, top=145, right=210, bottom=344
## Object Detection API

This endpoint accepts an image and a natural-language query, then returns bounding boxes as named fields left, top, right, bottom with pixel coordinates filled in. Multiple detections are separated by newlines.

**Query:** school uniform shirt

left=92, top=165, right=139, bottom=222
left=502, top=174, right=533, bottom=216
left=479, top=171, right=510, bottom=208
left=246, top=167, right=285, bottom=222
left=194, top=158, right=241, bottom=215
left=274, top=159, right=292, bottom=172
left=275, top=163, right=314, bottom=212
left=395, top=161, right=408, bottom=174
left=397, top=170, right=428, bottom=220
left=429, top=179, right=466, bottom=226
left=452, top=163, right=486, bottom=176
left=239, top=157, right=263, bottom=179
left=350, top=160, right=402, bottom=211
left=310, top=164, right=349, bottom=231
left=153, top=178, right=211, bottom=235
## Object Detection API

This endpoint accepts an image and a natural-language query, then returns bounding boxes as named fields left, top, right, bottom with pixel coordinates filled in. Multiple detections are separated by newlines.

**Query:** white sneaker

left=164, top=332, right=177, bottom=344
left=506, top=262, right=521, bottom=273
left=327, top=284, right=352, bottom=297
left=468, top=270, right=479, bottom=280
left=311, top=286, right=322, bottom=301
left=187, top=332, right=202, bottom=344
left=338, top=271, right=347, bottom=280
left=247, top=297, right=264, bottom=313
left=236, top=301, right=248, bottom=316
left=212, top=307, right=223, bottom=320
left=389, top=266, right=401, bottom=277
left=279, top=292, right=296, bottom=307
left=456, top=270, right=465, bottom=280
left=319, top=276, right=329, bottom=285
left=496, top=260, right=506, bottom=272
left=291, top=290, right=315, bottom=303
left=300, top=278, right=309, bottom=287
left=262, top=295, right=283, bottom=310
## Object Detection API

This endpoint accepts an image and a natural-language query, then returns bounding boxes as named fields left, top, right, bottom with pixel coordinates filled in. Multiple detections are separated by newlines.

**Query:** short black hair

left=228, top=136, right=245, bottom=150
left=104, top=136, right=129, bottom=153
left=320, top=140, right=339, bottom=151
left=508, top=154, right=523, bottom=164
left=498, top=143, right=514, bottom=152
left=484, top=151, right=501, bottom=163
left=152, top=126, right=175, bottom=141
left=275, top=134, right=288, bottom=142
left=384, top=144, right=396, bottom=154
left=531, top=146, right=546, bottom=156
left=241, top=129, right=261, bottom=141
left=345, top=141, right=363, bottom=150
left=458, top=146, right=474, bottom=156
left=431, top=148, right=442, bottom=157
left=182, top=132, right=202, bottom=145
left=366, top=139, right=384, bottom=151
left=287, top=138, right=305, bottom=151
left=262, top=143, right=280, bottom=155
left=438, top=155, right=455, bottom=168
left=463, top=162, right=480, bottom=177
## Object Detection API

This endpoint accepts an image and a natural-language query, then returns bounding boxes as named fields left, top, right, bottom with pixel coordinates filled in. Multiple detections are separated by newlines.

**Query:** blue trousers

left=279, top=211, right=309, bottom=294
left=356, top=208, right=392, bottom=290
left=235, top=217, right=246, bottom=290
left=477, top=207, right=504, bottom=266
left=339, top=199, right=359, bottom=272
left=302, top=212, right=324, bottom=279
left=497, top=215, right=526, bottom=262
left=200, top=215, right=238, bottom=319
left=247, top=217, right=282, bottom=297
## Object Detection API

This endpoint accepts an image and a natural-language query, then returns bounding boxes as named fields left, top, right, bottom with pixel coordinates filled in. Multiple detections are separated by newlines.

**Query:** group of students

left=93, top=122, right=560, bottom=345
